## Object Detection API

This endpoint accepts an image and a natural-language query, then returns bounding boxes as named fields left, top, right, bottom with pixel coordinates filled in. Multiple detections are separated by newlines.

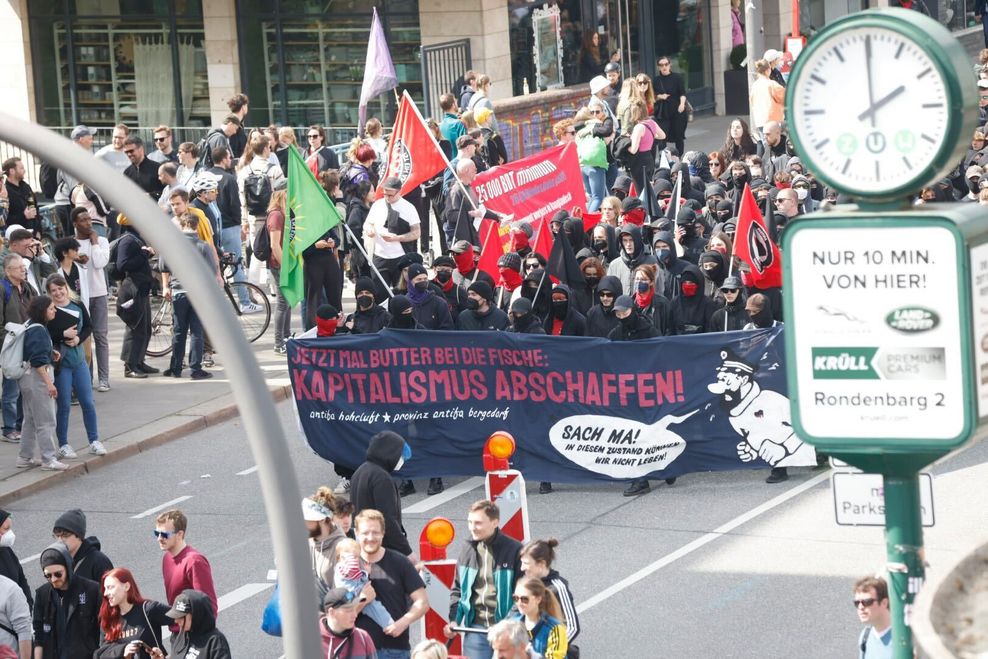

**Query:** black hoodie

left=698, top=250, right=728, bottom=297
left=519, top=268, right=552, bottom=323
left=72, top=536, right=114, bottom=586
left=33, top=542, right=102, bottom=659
left=543, top=284, right=586, bottom=336
left=168, top=590, right=232, bottom=659
left=651, top=229, right=691, bottom=299
left=670, top=264, right=717, bottom=334
left=585, top=275, right=623, bottom=338
left=608, top=306, right=660, bottom=341
left=350, top=431, right=412, bottom=555
left=710, top=290, right=751, bottom=332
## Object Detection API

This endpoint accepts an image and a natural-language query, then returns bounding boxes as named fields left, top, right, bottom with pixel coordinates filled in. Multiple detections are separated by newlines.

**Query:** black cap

left=407, top=263, right=428, bottom=280
left=53, top=509, right=86, bottom=539
left=613, top=295, right=634, bottom=312
left=432, top=255, right=455, bottom=269
left=468, top=281, right=493, bottom=301
left=720, top=275, right=743, bottom=291
left=354, top=277, right=374, bottom=295
left=166, top=592, right=195, bottom=619
left=622, top=197, right=643, bottom=213
left=612, top=175, right=633, bottom=193
left=510, top=297, right=533, bottom=315
left=382, top=176, right=403, bottom=191
left=324, top=587, right=365, bottom=610
left=316, top=304, right=338, bottom=320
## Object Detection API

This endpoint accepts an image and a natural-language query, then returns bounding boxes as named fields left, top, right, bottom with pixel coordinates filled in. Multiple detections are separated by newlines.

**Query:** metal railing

left=421, top=39, right=472, bottom=120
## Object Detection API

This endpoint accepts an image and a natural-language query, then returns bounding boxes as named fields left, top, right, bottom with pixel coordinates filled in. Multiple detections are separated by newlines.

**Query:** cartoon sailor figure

left=707, top=348, right=816, bottom=467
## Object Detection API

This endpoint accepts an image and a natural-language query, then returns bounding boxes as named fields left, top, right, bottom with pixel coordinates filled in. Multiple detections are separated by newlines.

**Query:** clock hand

left=864, top=35, right=876, bottom=128
left=856, top=85, right=906, bottom=123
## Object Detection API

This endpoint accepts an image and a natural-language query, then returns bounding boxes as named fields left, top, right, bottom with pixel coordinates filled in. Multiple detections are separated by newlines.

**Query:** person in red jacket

left=154, top=510, right=217, bottom=619
left=320, top=587, right=378, bottom=658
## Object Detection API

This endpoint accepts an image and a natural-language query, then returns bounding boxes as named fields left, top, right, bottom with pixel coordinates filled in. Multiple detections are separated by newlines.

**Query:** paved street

left=4, top=391, right=985, bottom=657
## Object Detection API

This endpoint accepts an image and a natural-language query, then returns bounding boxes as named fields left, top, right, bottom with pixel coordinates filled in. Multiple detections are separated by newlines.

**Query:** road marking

left=402, top=477, right=485, bottom=514
left=236, top=465, right=259, bottom=476
left=130, top=495, right=194, bottom=519
left=576, top=471, right=831, bottom=613
left=217, top=582, right=274, bottom=610
left=18, top=552, right=41, bottom=565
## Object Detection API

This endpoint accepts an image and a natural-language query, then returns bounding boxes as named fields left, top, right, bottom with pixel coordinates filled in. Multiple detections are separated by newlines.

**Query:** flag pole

left=340, top=220, right=395, bottom=299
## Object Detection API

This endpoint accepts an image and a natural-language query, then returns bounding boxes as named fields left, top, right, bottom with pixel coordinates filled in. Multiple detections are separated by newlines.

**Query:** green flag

left=282, top=146, right=343, bottom=307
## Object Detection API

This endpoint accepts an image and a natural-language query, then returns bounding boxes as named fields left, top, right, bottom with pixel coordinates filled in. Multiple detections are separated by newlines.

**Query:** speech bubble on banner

left=548, top=410, right=697, bottom=478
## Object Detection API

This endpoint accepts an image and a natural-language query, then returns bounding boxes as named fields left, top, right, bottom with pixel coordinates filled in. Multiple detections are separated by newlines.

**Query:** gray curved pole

left=0, top=113, right=322, bottom=657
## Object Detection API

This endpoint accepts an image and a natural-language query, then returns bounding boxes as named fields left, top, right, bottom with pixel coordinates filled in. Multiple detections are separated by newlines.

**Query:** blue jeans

left=170, top=294, right=204, bottom=373
left=376, top=650, right=410, bottom=659
left=462, top=624, right=493, bottom=659
left=581, top=165, right=607, bottom=212
left=2, top=376, right=22, bottom=433
left=221, top=225, right=249, bottom=305
left=54, top=359, right=98, bottom=446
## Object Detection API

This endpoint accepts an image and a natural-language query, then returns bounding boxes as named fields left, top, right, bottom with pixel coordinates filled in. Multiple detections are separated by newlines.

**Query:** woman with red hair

left=94, top=568, right=170, bottom=658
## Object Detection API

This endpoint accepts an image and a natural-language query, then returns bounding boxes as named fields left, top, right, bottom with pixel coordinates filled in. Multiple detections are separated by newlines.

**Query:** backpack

left=338, top=162, right=359, bottom=205
left=1, top=321, right=40, bottom=380
left=105, top=236, right=124, bottom=282
left=244, top=163, right=273, bottom=216
left=39, top=162, right=58, bottom=199
left=0, top=280, right=11, bottom=305
left=252, top=221, right=272, bottom=262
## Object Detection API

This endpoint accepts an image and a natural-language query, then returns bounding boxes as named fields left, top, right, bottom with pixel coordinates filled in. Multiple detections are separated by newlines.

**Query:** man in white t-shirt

left=72, top=207, right=112, bottom=393
left=362, top=177, right=420, bottom=287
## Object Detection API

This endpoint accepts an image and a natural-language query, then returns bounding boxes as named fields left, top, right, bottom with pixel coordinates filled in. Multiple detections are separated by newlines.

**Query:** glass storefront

left=237, top=0, right=422, bottom=131
left=507, top=0, right=712, bottom=105
left=29, top=0, right=208, bottom=128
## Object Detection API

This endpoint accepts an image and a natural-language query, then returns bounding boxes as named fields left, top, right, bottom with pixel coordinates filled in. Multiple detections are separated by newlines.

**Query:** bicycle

left=146, top=253, right=271, bottom=357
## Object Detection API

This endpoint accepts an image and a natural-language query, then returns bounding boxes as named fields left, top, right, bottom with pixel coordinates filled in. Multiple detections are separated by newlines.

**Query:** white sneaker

left=97, top=381, right=110, bottom=392
left=334, top=478, right=351, bottom=495
left=240, top=302, right=262, bottom=314
left=56, top=445, right=78, bottom=460
left=89, top=440, right=107, bottom=456
left=42, top=460, right=69, bottom=471
left=15, top=456, right=41, bottom=468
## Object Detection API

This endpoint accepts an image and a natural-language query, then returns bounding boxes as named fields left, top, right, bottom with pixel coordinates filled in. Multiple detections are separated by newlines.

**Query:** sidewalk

left=0, top=291, right=295, bottom=507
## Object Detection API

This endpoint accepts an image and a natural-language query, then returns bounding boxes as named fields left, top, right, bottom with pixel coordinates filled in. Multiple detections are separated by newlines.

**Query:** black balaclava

left=748, top=295, right=774, bottom=328
left=699, top=250, right=727, bottom=287
left=388, top=295, right=416, bottom=329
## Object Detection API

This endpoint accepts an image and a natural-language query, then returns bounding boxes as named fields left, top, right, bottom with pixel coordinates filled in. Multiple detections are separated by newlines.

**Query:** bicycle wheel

left=146, top=294, right=174, bottom=357
left=228, top=281, right=271, bottom=343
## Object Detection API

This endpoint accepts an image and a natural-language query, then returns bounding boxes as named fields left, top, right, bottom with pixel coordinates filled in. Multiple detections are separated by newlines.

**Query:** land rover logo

left=886, top=307, right=939, bottom=333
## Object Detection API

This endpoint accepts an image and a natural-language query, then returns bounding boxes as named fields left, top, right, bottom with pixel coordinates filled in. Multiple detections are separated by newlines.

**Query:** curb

left=0, top=383, right=293, bottom=508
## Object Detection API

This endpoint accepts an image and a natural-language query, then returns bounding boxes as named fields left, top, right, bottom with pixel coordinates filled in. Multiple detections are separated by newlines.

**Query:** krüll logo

left=811, top=347, right=879, bottom=379
left=886, top=307, right=939, bottom=333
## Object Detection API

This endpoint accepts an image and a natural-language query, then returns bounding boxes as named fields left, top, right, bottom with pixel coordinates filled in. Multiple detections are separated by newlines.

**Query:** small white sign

left=788, top=225, right=966, bottom=441
left=969, top=242, right=988, bottom=420
left=831, top=472, right=935, bottom=527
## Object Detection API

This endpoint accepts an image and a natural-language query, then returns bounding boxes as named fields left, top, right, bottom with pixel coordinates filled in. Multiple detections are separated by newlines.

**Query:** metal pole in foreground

left=0, top=113, right=323, bottom=658
left=883, top=472, right=926, bottom=659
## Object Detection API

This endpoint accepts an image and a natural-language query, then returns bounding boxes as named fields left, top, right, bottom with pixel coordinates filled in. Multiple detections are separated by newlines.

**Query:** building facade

left=3, top=0, right=984, bottom=138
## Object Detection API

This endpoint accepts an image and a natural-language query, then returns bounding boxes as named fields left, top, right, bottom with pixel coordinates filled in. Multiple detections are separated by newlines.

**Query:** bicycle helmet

left=190, top=171, right=220, bottom=194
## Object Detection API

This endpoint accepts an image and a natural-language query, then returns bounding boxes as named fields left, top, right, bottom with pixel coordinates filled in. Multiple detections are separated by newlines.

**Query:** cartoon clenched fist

left=758, top=441, right=786, bottom=465
left=736, top=441, right=758, bottom=462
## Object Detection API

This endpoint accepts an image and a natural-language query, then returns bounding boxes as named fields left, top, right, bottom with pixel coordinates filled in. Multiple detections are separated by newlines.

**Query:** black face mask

left=551, top=300, right=568, bottom=318
left=585, top=276, right=600, bottom=288
left=392, top=313, right=415, bottom=329
left=970, top=180, right=981, bottom=194
left=356, top=295, right=374, bottom=310
left=749, top=308, right=772, bottom=328
left=521, top=285, right=537, bottom=300
left=413, top=280, right=429, bottom=293
left=619, top=311, right=636, bottom=326
left=702, top=263, right=724, bottom=282
left=435, top=270, right=452, bottom=284
left=706, top=198, right=719, bottom=211
left=511, top=312, right=531, bottom=326
left=464, top=297, right=480, bottom=311
left=732, top=173, right=746, bottom=184
left=593, top=239, right=608, bottom=252
left=717, top=210, right=731, bottom=221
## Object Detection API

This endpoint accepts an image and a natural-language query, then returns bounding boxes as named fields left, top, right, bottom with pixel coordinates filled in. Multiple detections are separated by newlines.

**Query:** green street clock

left=785, top=8, right=977, bottom=201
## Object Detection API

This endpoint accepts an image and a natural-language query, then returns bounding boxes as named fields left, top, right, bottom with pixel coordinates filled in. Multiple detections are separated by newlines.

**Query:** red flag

left=477, top=218, right=510, bottom=280
left=531, top=217, right=553, bottom=261
left=734, top=183, right=783, bottom=289
left=376, top=91, right=448, bottom=198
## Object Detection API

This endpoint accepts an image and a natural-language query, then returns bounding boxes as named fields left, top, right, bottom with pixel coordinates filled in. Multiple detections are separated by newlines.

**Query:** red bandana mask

left=454, top=248, right=475, bottom=275
left=316, top=317, right=338, bottom=336
left=498, top=267, right=523, bottom=291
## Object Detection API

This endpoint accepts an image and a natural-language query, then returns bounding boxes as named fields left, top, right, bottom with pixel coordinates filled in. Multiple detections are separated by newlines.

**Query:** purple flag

left=358, top=7, right=398, bottom=131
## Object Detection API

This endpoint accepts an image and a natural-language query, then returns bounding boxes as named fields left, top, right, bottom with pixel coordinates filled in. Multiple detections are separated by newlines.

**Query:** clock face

left=790, top=26, right=950, bottom=195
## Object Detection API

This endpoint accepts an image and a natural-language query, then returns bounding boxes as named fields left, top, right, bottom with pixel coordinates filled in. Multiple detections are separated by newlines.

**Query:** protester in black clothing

left=387, top=295, right=419, bottom=329
left=350, top=430, right=414, bottom=555
left=3, top=157, right=40, bottom=236
left=406, top=264, right=453, bottom=330
left=430, top=255, right=468, bottom=316
left=122, top=137, right=164, bottom=202
left=457, top=281, right=509, bottom=331
left=449, top=240, right=496, bottom=289
left=585, top=275, right=622, bottom=338
left=710, top=276, right=750, bottom=332
left=114, top=217, right=157, bottom=378
left=571, top=256, right=603, bottom=314
left=94, top=568, right=170, bottom=659
left=33, top=542, right=102, bottom=659
left=493, top=252, right=524, bottom=312
left=344, top=277, right=391, bottom=334
left=507, top=298, right=545, bottom=334
left=165, top=589, right=232, bottom=659
left=670, top=264, right=717, bottom=335
left=302, top=125, right=341, bottom=173
left=52, top=508, right=114, bottom=586
left=675, top=207, right=708, bottom=265
left=519, top=268, right=551, bottom=323
left=698, top=250, right=728, bottom=299
left=0, top=509, right=32, bottom=609
left=543, top=284, right=586, bottom=336
left=346, top=181, right=374, bottom=281
left=302, top=224, right=343, bottom=331
left=652, top=56, right=688, bottom=155
left=631, top=264, right=674, bottom=336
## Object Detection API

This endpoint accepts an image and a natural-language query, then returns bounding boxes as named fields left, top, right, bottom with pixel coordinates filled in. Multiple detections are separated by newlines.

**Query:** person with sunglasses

left=147, top=125, right=178, bottom=165
left=508, top=578, right=567, bottom=659
left=302, top=125, right=341, bottom=175
left=652, top=57, right=688, bottom=156
left=853, top=575, right=892, bottom=658
left=51, top=509, right=113, bottom=586
left=33, top=542, right=102, bottom=659
left=154, top=510, right=217, bottom=622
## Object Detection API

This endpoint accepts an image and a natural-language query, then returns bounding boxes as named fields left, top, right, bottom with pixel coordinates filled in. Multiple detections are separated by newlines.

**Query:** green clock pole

left=883, top=472, right=925, bottom=658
